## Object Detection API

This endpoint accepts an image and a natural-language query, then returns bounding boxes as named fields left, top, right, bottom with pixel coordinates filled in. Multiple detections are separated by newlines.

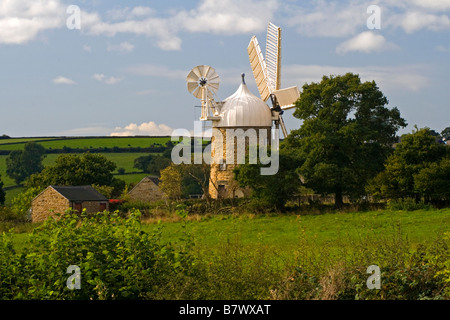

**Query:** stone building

left=127, top=176, right=165, bottom=203
left=31, top=185, right=109, bottom=223
left=208, top=75, right=273, bottom=199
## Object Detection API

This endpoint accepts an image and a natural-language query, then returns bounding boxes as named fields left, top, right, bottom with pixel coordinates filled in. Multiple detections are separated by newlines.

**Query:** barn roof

left=51, top=185, right=108, bottom=201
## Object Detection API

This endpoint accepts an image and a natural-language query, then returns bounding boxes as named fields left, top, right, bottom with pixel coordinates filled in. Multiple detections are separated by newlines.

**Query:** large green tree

left=283, top=73, right=407, bottom=206
left=234, top=147, right=302, bottom=211
left=6, top=142, right=46, bottom=184
left=368, top=127, right=449, bottom=201
left=26, top=153, right=125, bottom=197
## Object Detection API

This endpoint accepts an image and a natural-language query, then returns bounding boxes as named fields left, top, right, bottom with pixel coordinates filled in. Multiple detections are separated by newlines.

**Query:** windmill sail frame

left=247, top=22, right=300, bottom=137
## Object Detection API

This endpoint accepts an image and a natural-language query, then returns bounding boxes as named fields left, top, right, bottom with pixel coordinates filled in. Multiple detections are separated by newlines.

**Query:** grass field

left=0, top=136, right=173, bottom=205
left=0, top=136, right=172, bottom=151
left=6, top=208, right=450, bottom=256
left=2, top=207, right=450, bottom=300
left=140, top=208, right=450, bottom=248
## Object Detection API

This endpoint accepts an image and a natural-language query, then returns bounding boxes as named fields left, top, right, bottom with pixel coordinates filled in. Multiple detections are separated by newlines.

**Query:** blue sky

left=0, top=0, right=449, bottom=137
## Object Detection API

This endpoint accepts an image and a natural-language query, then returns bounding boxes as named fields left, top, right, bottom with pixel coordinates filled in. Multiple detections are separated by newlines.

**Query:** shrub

left=386, top=198, right=432, bottom=211
left=0, top=210, right=198, bottom=299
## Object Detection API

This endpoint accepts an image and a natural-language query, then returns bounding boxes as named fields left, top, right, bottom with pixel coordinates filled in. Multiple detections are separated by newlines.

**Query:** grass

left=3, top=207, right=450, bottom=300
left=138, top=208, right=450, bottom=250
left=6, top=208, right=450, bottom=264
left=0, top=136, right=171, bottom=151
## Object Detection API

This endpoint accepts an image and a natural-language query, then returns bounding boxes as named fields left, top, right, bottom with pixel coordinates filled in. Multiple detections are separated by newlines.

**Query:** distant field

left=0, top=138, right=55, bottom=145
left=0, top=136, right=172, bottom=204
left=0, top=136, right=172, bottom=151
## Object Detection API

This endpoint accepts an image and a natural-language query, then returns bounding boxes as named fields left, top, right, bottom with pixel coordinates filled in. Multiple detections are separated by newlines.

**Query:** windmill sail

left=247, top=36, right=271, bottom=102
left=247, top=22, right=301, bottom=138
left=266, top=22, right=281, bottom=92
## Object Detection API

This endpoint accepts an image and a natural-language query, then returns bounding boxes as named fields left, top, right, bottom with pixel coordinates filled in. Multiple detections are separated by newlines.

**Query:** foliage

left=414, top=156, right=450, bottom=204
left=25, top=153, right=125, bottom=198
left=368, top=127, right=449, bottom=201
left=11, top=187, right=43, bottom=220
left=1, top=208, right=450, bottom=300
left=0, top=174, right=5, bottom=205
left=6, top=142, right=46, bottom=184
left=133, top=154, right=171, bottom=175
left=284, top=73, right=406, bottom=207
left=234, top=147, right=301, bottom=211
left=441, top=127, right=450, bottom=140
left=386, top=198, right=432, bottom=211
left=0, top=210, right=198, bottom=299
left=159, top=163, right=183, bottom=200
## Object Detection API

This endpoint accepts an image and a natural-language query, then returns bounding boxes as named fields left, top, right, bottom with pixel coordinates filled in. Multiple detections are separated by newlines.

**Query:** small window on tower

left=219, top=162, right=227, bottom=171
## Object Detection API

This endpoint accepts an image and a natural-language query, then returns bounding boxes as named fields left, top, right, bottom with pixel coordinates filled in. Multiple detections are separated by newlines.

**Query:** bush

left=386, top=198, right=432, bottom=211
left=0, top=210, right=198, bottom=299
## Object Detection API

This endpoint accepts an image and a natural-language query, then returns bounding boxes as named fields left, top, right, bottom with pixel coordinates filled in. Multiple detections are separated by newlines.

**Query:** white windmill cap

left=216, top=74, right=272, bottom=128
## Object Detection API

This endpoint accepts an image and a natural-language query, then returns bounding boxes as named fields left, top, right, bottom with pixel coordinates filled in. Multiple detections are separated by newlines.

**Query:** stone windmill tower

left=186, top=22, right=299, bottom=199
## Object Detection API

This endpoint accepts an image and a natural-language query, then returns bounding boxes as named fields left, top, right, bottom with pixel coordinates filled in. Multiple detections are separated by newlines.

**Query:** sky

left=0, top=0, right=449, bottom=138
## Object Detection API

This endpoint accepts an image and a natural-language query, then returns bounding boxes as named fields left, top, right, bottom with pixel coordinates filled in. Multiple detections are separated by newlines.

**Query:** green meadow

left=0, top=136, right=172, bottom=204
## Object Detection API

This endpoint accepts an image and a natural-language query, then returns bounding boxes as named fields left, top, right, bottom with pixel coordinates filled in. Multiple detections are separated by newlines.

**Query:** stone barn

left=127, top=176, right=165, bottom=203
left=31, top=185, right=109, bottom=223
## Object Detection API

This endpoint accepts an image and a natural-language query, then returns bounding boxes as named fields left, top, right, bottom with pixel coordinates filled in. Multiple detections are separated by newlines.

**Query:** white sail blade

left=247, top=36, right=271, bottom=102
left=273, top=86, right=300, bottom=110
left=266, top=22, right=281, bottom=91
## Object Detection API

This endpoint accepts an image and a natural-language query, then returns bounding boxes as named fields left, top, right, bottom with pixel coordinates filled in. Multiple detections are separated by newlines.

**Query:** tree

left=180, top=163, right=210, bottom=201
left=26, top=153, right=125, bottom=197
left=6, top=142, right=46, bottom=184
left=159, top=163, right=183, bottom=200
left=367, top=127, right=448, bottom=201
left=283, top=73, right=407, bottom=207
left=234, top=148, right=302, bottom=211
left=442, top=127, right=450, bottom=140
left=134, top=154, right=171, bottom=175
left=414, top=156, right=450, bottom=204
left=0, top=175, right=5, bottom=205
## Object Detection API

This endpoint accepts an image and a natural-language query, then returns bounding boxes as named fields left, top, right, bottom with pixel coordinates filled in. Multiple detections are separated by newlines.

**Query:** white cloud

left=281, top=64, right=430, bottom=92
left=93, top=73, right=123, bottom=85
left=107, top=41, right=135, bottom=53
left=392, top=11, right=450, bottom=33
left=408, top=0, right=450, bottom=11
left=336, top=31, right=398, bottom=54
left=0, top=0, right=65, bottom=44
left=80, top=0, right=276, bottom=51
left=52, top=76, right=76, bottom=85
left=111, top=121, right=174, bottom=136
left=286, top=1, right=368, bottom=38
left=174, top=0, right=276, bottom=35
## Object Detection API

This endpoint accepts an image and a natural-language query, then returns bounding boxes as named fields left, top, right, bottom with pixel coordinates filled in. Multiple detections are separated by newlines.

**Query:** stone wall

left=209, top=126, right=271, bottom=199
left=128, top=177, right=165, bottom=203
left=31, top=187, right=70, bottom=223
left=75, top=201, right=109, bottom=214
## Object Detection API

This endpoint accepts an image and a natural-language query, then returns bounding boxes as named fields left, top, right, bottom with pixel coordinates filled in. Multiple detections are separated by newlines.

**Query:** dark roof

left=51, top=185, right=108, bottom=201
left=146, top=176, right=160, bottom=185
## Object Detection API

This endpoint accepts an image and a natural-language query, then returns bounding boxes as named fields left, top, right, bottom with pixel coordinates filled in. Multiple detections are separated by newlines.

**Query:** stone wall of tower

left=208, top=126, right=272, bottom=199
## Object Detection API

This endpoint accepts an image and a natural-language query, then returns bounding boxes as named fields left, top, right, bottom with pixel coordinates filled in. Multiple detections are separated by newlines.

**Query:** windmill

left=247, top=22, right=300, bottom=137
left=186, top=65, right=222, bottom=121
